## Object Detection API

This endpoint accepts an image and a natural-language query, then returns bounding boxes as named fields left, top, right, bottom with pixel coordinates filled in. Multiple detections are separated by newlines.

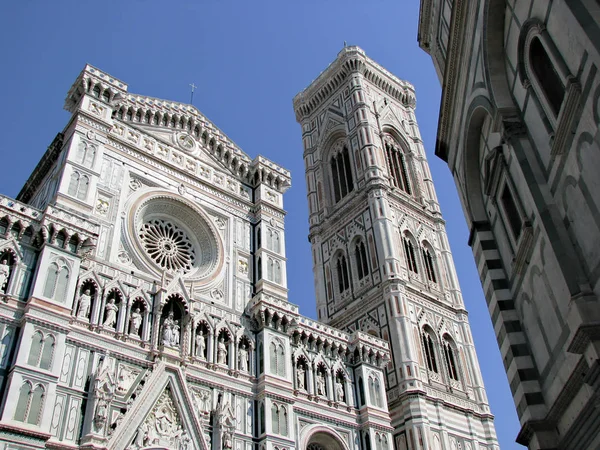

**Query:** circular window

left=125, top=192, right=223, bottom=282
left=139, top=219, right=196, bottom=273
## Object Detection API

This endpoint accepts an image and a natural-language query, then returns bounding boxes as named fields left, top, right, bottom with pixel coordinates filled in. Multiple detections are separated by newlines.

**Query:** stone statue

left=217, top=337, right=227, bottom=365
left=134, top=421, right=148, bottom=448
left=316, top=372, right=326, bottom=396
left=129, top=307, right=143, bottom=335
left=93, top=399, right=108, bottom=432
left=103, top=298, right=118, bottom=328
left=296, top=365, right=305, bottom=390
left=238, top=343, right=248, bottom=372
left=162, top=311, right=180, bottom=347
left=77, top=289, right=92, bottom=319
left=0, top=259, right=10, bottom=293
left=178, top=430, right=191, bottom=450
left=335, top=378, right=345, bottom=403
left=195, top=333, right=206, bottom=358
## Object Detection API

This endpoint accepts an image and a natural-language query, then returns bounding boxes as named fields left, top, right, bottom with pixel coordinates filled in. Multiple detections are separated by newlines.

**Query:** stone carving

left=103, top=298, right=118, bottom=328
left=316, top=372, right=326, bottom=396
left=214, top=393, right=236, bottom=450
left=132, top=389, right=188, bottom=449
left=211, top=289, right=224, bottom=301
left=76, top=289, right=92, bottom=319
left=195, top=332, right=206, bottom=359
left=118, top=251, right=132, bottom=265
left=0, top=259, right=10, bottom=293
left=96, top=198, right=110, bottom=216
left=335, top=378, right=345, bottom=403
left=238, top=260, right=248, bottom=275
left=92, top=354, right=116, bottom=433
left=297, top=365, right=305, bottom=390
left=117, top=365, right=138, bottom=394
left=238, top=343, right=248, bottom=372
left=129, top=308, right=143, bottom=335
left=217, top=337, right=228, bottom=365
left=129, top=178, right=142, bottom=191
left=162, top=311, right=180, bottom=347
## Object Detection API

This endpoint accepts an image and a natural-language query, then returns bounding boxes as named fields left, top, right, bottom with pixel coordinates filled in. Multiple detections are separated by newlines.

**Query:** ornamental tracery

left=139, top=219, right=196, bottom=273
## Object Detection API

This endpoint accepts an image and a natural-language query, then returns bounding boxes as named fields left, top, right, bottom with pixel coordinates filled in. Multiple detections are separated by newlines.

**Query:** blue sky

left=0, top=1, right=521, bottom=448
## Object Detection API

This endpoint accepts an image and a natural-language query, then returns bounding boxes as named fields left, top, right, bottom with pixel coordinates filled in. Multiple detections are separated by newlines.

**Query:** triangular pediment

left=379, top=104, right=408, bottom=136
left=108, top=363, right=209, bottom=450
left=128, top=122, right=246, bottom=181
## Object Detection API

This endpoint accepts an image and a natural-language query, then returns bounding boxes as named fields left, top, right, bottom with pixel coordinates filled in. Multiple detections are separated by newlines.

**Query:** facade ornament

left=335, top=378, right=345, bottom=403
left=178, top=183, right=187, bottom=195
left=129, top=308, right=143, bottom=335
left=129, top=178, right=143, bottom=191
left=77, top=289, right=92, bottom=319
left=297, top=365, right=305, bottom=390
left=195, top=332, right=206, bottom=359
left=92, top=354, right=116, bottom=433
left=316, top=371, right=326, bottom=396
left=103, top=298, right=118, bottom=328
left=217, top=337, right=228, bottom=365
left=238, top=343, right=248, bottom=372
left=162, top=311, right=180, bottom=347
left=0, top=259, right=10, bottom=293
left=117, top=365, right=138, bottom=394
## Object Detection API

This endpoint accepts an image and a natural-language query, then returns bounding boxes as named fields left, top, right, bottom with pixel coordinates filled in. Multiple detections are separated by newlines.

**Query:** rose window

left=139, top=219, right=196, bottom=273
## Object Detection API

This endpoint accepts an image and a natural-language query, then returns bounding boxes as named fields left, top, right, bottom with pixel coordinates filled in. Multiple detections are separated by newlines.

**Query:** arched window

left=14, top=382, right=45, bottom=425
left=355, top=240, right=369, bottom=280
left=102, top=89, right=110, bottom=103
left=442, top=335, right=460, bottom=381
left=422, top=247, right=437, bottom=283
left=368, top=375, right=382, bottom=407
left=336, top=255, right=350, bottom=293
left=384, top=140, right=411, bottom=193
left=421, top=328, right=438, bottom=373
left=269, top=341, right=285, bottom=376
left=330, top=145, right=354, bottom=203
left=403, top=237, right=418, bottom=274
left=76, top=141, right=96, bottom=167
left=257, top=257, right=262, bottom=280
left=267, top=229, right=280, bottom=253
left=279, top=405, right=288, bottom=436
left=162, top=115, right=168, bottom=127
left=92, top=85, right=101, bottom=98
left=43, top=260, right=69, bottom=301
left=144, top=111, right=151, bottom=124
left=325, top=266, right=333, bottom=300
left=153, top=114, right=159, bottom=125
left=40, top=334, right=55, bottom=370
left=257, top=226, right=262, bottom=249
left=67, top=171, right=89, bottom=200
left=530, top=36, right=565, bottom=116
left=126, top=109, right=133, bottom=121
left=258, top=343, right=264, bottom=374
left=259, top=402, right=265, bottom=434
left=358, top=376, right=365, bottom=406
left=271, top=404, right=279, bottom=434
left=28, top=331, right=43, bottom=366
left=135, top=110, right=142, bottom=122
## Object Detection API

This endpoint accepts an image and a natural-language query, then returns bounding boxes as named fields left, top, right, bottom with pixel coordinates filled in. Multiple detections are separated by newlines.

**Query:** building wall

left=0, top=65, right=392, bottom=450
left=294, top=46, right=499, bottom=450
left=419, top=0, right=600, bottom=448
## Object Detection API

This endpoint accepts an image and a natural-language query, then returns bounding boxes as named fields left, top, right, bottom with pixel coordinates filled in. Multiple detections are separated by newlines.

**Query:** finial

left=189, top=83, right=197, bottom=105
left=344, top=41, right=347, bottom=48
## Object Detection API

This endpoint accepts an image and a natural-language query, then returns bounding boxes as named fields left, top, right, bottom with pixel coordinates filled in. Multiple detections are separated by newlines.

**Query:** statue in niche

left=0, top=259, right=10, bottom=293
left=103, top=298, right=118, bottom=328
left=238, top=343, right=248, bottom=372
left=335, top=378, right=345, bottom=403
left=162, top=311, right=180, bottom=347
left=217, top=337, right=227, bottom=365
left=195, top=332, right=206, bottom=359
left=93, top=398, right=109, bottom=432
left=316, top=371, right=326, bottom=396
left=129, top=308, right=143, bottom=335
left=296, top=365, right=305, bottom=390
left=77, top=289, right=92, bottom=319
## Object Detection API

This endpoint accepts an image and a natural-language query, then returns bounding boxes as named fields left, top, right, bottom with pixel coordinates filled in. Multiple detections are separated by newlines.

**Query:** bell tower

left=293, top=47, right=499, bottom=450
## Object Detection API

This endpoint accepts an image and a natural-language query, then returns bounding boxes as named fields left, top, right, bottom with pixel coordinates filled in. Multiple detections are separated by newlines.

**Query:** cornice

left=293, top=46, right=416, bottom=121
left=435, top=0, right=470, bottom=162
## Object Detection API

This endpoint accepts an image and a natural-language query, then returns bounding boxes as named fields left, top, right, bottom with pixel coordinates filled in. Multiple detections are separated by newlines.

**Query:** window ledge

left=512, top=222, right=534, bottom=276
left=551, top=78, right=581, bottom=156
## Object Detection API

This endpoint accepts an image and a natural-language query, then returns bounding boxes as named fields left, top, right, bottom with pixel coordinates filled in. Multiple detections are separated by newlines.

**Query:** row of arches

left=325, top=132, right=417, bottom=209
left=420, top=326, right=462, bottom=385
left=0, top=219, right=85, bottom=253
left=402, top=233, right=439, bottom=284
left=325, top=236, right=376, bottom=300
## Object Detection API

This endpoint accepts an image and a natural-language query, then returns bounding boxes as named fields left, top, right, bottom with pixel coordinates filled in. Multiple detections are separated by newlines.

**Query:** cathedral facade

left=418, top=0, right=600, bottom=448
left=0, top=48, right=496, bottom=450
